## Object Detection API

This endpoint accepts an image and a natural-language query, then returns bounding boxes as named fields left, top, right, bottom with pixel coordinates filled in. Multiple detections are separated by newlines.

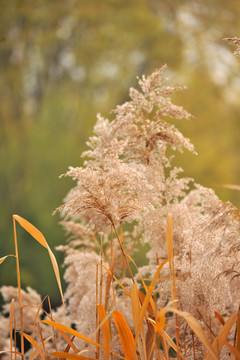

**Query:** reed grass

left=0, top=64, right=240, bottom=360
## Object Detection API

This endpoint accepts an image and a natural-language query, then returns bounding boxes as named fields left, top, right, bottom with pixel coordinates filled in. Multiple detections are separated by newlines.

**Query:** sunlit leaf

left=97, top=304, right=111, bottom=360
left=112, top=310, right=135, bottom=360
left=13, top=215, right=64, bottom=307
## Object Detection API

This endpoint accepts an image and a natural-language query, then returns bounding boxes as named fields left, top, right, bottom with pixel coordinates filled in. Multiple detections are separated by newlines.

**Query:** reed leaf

left=225, top=341, right=240, bottom=359
left=29, top=334, right=53, bottom=360
left=9, top=299, right=15, bottom=360
left=23, top=333, right=45, bottom=360
left=50, top=353, right=98, bottom=360
left=13, top=215, right=64, bottom=307
left=42, top=320, right=125, bottom=359
left=205, top=312, right=237, bottom=359
left=112, top=310, right=135, bottom=360
left=164, top=306, right=218, bottom=360
left=97, top=304, right=111, bottom=360
left=0, top=254, right=15, bottom=264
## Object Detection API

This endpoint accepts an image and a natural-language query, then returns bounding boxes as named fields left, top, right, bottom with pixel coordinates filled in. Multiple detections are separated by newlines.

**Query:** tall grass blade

left=97, top=304, right=111, bottom=360
left=112, top=310, right=135, bottom=360
left=13, top=215, right=64, bottom=307
left=131, top=284, right=145, bottom=360
left=225, top=342, right=240, bottom=359
left=13, top=215, right=24, bottom=359
left=166, top=213, right=180, bottom=359
left=9, top=299, right=15, bottom=360
left=0, top=254, right=15, bottom=264
left=236, top=310, right=240, bottom=354
left=23, top=333, right=45, bottom=360
left=42, top=320, right=125, bottom=359
left=205, top=312, right=238, bottom=359
left=29, top=334, right=53, bottom=360
left=164, top=306, right=218, bottom=360
left=50, top=353, right=98, bottom=360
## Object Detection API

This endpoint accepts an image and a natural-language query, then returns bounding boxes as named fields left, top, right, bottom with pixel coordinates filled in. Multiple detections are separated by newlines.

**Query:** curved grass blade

left=225, top=341, right=240, bottom=359
left=97, top=304, right=111, bottom=360
left=23, top=333, right=45, bottom=360
left=0, top=254, right=15, bottom=264
left=13, top=215, right=64, bottom=307
left=9, top=299, right=15, bottom=360
left=112, top=310, right=135, bottom=360
left=42, top=320, right=125, bottom=359
left=205, top=312, right=237, bottom=359
left=164, top=306, right=218, bottom=360
left=50, top=353, right=97, bottom=360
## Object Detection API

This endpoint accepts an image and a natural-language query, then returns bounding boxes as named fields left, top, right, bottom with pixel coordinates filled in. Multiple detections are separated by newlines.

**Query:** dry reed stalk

left=13, top=216, right=24, bottom=359
left=9, top=299, right=15, bottom=360
left=166, top=213, right=180, bottom=359
left=96, top=264, right=100, bottom=360
left=112, top=223, right=135, bottom=283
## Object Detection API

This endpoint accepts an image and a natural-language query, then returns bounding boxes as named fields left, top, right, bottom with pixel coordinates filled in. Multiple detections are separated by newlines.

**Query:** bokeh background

left=1, top=0, right=240, bottom=306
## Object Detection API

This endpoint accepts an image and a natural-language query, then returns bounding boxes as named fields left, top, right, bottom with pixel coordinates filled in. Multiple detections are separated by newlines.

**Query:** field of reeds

left=0, top=39, right=240, bottom=360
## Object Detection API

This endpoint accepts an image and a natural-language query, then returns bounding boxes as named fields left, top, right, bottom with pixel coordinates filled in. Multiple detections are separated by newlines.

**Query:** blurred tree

left=0, top=0, right=240, bottom=304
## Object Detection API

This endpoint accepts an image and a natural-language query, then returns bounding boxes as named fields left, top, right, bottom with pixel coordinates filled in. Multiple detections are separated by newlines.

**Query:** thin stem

left=112, top=223, right=135, bottom=283
left=96, top=264, right=100, bottom=360
left=13, top=216, right=24, bottom=359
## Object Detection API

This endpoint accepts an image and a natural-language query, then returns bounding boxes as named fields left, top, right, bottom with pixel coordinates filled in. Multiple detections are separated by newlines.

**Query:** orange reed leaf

left=224, top=341, right=240, bottom=360
left=42, top=320, right=125, bottom=360
left=205, top=312, right=238, bottom=360
left=13, top=214, right=64, bottom=307
left=138, top=291, right=155, bottom=319
left=29, top=335, right=53, bottom=360
left=102, top=264, right=130, bottom=297
left=0, top=254, right=15, bottom=264
left=236, top=310, right=240, bottom=353
left=23, top=333, right=45, bottom=360
left=164, top=306, right=218, bottom=360
left=9, top=299, right=15, bottom=360
left=50, top=353, right=97, bottom=360
left=97, top=304, right=111, bottom=360
left=112, top=310, right=135, bottom=360
left=13, top=215, right=48, bottom=248
left=131, top=284, right=145, bottom=360
left=134, top=259, right=168, bottom=343
left=214, top=311, right=225, bottom=325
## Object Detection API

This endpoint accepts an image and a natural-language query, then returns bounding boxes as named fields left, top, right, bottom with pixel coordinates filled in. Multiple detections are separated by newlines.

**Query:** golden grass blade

left=236, top=310, right=240, bottom=353
left=13, top=215, right=48, bottom=248
left=127, top=254, right=168, bottom=312
left=205, top=312, right=237, bottom=359
left=102, top=264, right=131, bottom=297
left=162, top=330, right=186, bottom=360
left=225, top=341, right=240, bottom=360
left=13, top=214, right=64, bottom=307
left=131, top=284, right=141, bottom=333
left=97, top=304, right=111, bottom=360
left=138, top=291, right=155, bottom=319
left=0, top=254, right=15, bottom=264
left=131, top=284, right=145, bottom=360
left=164, top=306, right=218, bottom=360
left=29, top=335, right=53, bottom=360
left=9, top=299, right=15, bottom=360
left=133, top=260, right=169, bottom=343
left=50, top=353, right=97, bottom=360
left=13, top=216, right=24, bottom=359
left=42, top=320, right=125, bottom=359
left=214, top=311, right=225, bottom=325
left=57, top=329, right=79, bottom=353
left=23, top=333, right=45, bottom=360
left=112, top=310, right=135, bottom=360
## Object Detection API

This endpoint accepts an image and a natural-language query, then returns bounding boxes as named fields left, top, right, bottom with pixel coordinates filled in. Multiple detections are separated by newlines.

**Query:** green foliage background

left=1, top=0, right=240, bottom=306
